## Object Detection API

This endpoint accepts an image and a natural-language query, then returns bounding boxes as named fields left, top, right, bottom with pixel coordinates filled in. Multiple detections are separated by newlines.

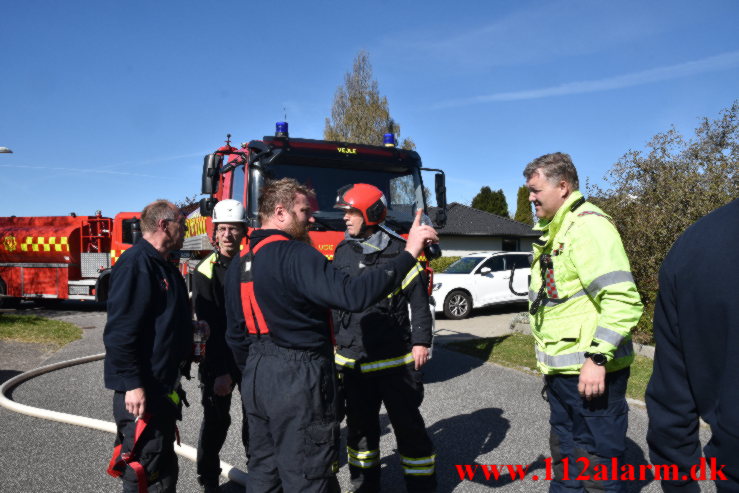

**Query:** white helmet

left=212, top=199, right=246, bottom=224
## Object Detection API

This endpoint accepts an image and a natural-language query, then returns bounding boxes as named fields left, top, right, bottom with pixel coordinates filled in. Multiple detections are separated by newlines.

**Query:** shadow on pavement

left=624, top=437, right=655, bottom=491
left=430, top=408, right=521, bottom=491
left=423, top=346, right=485, bottom=384
left=29, top=300, right=107, bottom=312
left=0, top=369, right=22, bottom=386
left=355, top=408, right=514, bottom=492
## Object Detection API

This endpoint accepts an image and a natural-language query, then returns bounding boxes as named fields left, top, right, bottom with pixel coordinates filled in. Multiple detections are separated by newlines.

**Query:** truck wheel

left=444, top=290, right=472, bottom=320
left=95, top=272, right=111, bottom=303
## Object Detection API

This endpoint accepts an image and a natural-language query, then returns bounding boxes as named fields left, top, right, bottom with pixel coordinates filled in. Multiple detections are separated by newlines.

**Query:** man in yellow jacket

left=524, top=153, right=642, bottom=492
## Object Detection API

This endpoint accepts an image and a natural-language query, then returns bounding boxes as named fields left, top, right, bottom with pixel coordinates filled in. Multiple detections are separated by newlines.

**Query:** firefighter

left=224, top=178, right=438, bottom=493
left=192, top=199, right=249, bottom=492
left=332, top=183, right=437, bottom=493
left=103, top=200, right=195, bottom=493
left=646, top=198, right=739, bottom=489
left=524, top=153, right=643, bottom=492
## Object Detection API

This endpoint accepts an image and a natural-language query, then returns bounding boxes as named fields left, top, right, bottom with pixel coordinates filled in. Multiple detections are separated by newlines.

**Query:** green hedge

left=429, top=256, right=461, bottom=273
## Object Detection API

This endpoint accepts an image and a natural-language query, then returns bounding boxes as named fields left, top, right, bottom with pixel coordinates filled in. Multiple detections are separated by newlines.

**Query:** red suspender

left=239, top=234, right=289, bottom=335
left=107, top=413, right=151, bottom=492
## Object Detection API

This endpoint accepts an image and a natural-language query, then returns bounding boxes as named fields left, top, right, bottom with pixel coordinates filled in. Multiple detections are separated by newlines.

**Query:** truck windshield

left=256, top=163, right=423, bottom=232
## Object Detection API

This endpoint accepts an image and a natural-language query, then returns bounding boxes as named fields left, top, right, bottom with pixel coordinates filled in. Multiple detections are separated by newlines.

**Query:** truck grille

left=69, top=285, right=90, bottom=295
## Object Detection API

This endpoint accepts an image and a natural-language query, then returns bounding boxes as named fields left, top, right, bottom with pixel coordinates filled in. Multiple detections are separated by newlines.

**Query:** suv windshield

left=443, top=257, right=484, bottom=274
left=259, top=162, right=423, bottom=232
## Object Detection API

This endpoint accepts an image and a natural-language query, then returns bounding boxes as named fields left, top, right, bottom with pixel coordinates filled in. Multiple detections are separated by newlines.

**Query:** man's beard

left=286, top=213, right=313, bottom=245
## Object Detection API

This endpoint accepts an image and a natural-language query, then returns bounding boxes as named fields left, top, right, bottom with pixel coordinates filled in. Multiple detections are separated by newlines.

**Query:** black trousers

left=196, top=368, right=248, bottom=485
left=241, top=338, right=340, bottom=493
left=112, top=391, right=179, bottom=493
left=342, top=365, right=437, bottom=493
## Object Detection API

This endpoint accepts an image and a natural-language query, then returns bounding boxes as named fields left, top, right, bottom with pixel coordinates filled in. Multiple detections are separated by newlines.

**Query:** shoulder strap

left=252, top=234, right=289, bottom=255
left=239, top=234, right=289, bottom=335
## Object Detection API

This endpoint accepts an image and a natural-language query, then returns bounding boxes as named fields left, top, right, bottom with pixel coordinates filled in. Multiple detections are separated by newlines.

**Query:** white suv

left=432, top=251, right=532, bottom=319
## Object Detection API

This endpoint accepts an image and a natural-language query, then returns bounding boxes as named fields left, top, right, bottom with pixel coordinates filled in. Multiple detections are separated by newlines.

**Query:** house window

left=502, top=238, right=519, bottom=251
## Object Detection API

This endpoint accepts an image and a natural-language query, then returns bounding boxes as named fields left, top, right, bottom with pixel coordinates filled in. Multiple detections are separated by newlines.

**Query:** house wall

left=520, top=237, right=535, bottom=252
left=439, top=235, right=535, bottom=256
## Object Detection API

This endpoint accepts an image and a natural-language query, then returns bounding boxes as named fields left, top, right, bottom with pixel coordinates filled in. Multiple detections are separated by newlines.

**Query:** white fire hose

left=0, top=353, right=247, bottom=486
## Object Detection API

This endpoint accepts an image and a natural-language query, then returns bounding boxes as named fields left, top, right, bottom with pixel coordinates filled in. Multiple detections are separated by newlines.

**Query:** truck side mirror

left=434, top=208, right=447, bottom=229
left=435, top=173, right=447, bottom=210
left=131, top=219, right=142, bottom=245
left=434, top=173, right=447, bottom=228
left=200, top=197, right=217, bottom=217
left=201, top=154, right=222, bottom=195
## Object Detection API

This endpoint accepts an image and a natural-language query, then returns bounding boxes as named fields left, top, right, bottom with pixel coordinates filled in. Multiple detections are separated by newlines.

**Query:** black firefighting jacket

left=332, top=230, right=433, bottom=372
left=224, top=229, right=418, bottom=372
left=646, top=198, right=739, bottom=489
left=192, top=251, right=239, bottom=380
left=103, top=239, right=192, bottom=398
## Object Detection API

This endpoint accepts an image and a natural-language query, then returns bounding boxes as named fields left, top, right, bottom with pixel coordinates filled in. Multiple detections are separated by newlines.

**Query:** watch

left=584, top=352, right=607, bottom=366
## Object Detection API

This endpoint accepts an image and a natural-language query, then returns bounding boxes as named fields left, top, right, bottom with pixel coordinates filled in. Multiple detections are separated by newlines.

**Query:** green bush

left=590, top=102, right=739, bottom=345
left=632, top=290, right=657, bottom=344
left=430, top=256, right=461, bottom=273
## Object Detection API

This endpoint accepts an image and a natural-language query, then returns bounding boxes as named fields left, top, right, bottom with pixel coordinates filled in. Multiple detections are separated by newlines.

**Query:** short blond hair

left=258, top=178, right=315, bottom=223
left=140, top=200, right=179, bottom=233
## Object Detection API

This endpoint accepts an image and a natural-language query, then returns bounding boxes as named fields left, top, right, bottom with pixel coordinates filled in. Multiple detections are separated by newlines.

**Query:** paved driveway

left=0, top=303, right=716, bottom=492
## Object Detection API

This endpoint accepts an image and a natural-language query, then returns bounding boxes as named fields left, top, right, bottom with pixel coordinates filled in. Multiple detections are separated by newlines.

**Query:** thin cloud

left=432, top=51, right=739, bottom=109
left=0, top=164, right=165, bottom=179
left=379, top=1, right=678, bottom=72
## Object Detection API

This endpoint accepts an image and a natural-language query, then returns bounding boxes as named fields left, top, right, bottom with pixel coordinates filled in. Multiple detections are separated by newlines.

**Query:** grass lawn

left=0, top=314, right=82, bottom=348
left=446, top=333, right=654, bottom=402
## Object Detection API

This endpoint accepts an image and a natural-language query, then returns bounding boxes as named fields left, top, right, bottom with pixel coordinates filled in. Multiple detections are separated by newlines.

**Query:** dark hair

left=258, top=178, right=316, bottom=223
left=523, top=152, right=579, bottom=190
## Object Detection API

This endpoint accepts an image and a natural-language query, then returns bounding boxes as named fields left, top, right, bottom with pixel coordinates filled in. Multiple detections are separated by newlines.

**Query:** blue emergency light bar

left=276, top=122, right=289, bottom=137
left=383, top=133, right=395, bottom=147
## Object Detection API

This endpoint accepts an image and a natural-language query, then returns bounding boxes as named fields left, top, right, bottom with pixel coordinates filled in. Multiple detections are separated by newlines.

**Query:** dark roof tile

left=430, top=203, right=539, bottom=237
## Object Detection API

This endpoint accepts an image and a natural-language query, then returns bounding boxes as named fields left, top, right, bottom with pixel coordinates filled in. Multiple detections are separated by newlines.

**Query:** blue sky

left=2, top=0, right=738, bottom=217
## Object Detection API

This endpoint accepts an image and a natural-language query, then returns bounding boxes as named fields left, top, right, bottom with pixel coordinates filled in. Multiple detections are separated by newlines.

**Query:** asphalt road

left=0, top=303, right=717, bottom=492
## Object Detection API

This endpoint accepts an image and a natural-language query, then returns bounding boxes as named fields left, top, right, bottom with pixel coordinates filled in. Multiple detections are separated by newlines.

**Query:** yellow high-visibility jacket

left=529, top=191, right=643, bottom=375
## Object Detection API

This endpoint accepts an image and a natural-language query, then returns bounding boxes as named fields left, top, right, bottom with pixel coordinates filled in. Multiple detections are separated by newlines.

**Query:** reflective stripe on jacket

left=332, top=233, right=432, bottom=368
left=335, top=351, right=415, bottom=373
left=529, top=191, right=643, bottom=375
left=196, top=251, right=217, bottom=279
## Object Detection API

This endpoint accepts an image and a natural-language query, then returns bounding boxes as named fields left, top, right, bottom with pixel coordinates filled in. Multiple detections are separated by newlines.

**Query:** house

left=430, top=202, right=539, bottom=256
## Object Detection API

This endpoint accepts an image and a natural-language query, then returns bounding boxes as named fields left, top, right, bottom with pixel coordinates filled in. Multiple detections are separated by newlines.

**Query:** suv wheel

left=444, top=290, right=472, bottom=320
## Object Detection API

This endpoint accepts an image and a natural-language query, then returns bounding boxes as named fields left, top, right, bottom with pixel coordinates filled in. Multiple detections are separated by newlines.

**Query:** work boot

left=199, top=480, right=219, bottom=493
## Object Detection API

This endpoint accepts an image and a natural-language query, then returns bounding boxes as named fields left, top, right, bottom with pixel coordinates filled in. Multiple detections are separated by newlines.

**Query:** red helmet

left=334, top=183, right=387, bottom=226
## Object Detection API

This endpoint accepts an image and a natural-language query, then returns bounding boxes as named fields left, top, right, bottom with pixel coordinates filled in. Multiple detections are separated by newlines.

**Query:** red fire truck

left=0, top=211, right=141, bottom=307
left=181, top=122, right=447, bottom=278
